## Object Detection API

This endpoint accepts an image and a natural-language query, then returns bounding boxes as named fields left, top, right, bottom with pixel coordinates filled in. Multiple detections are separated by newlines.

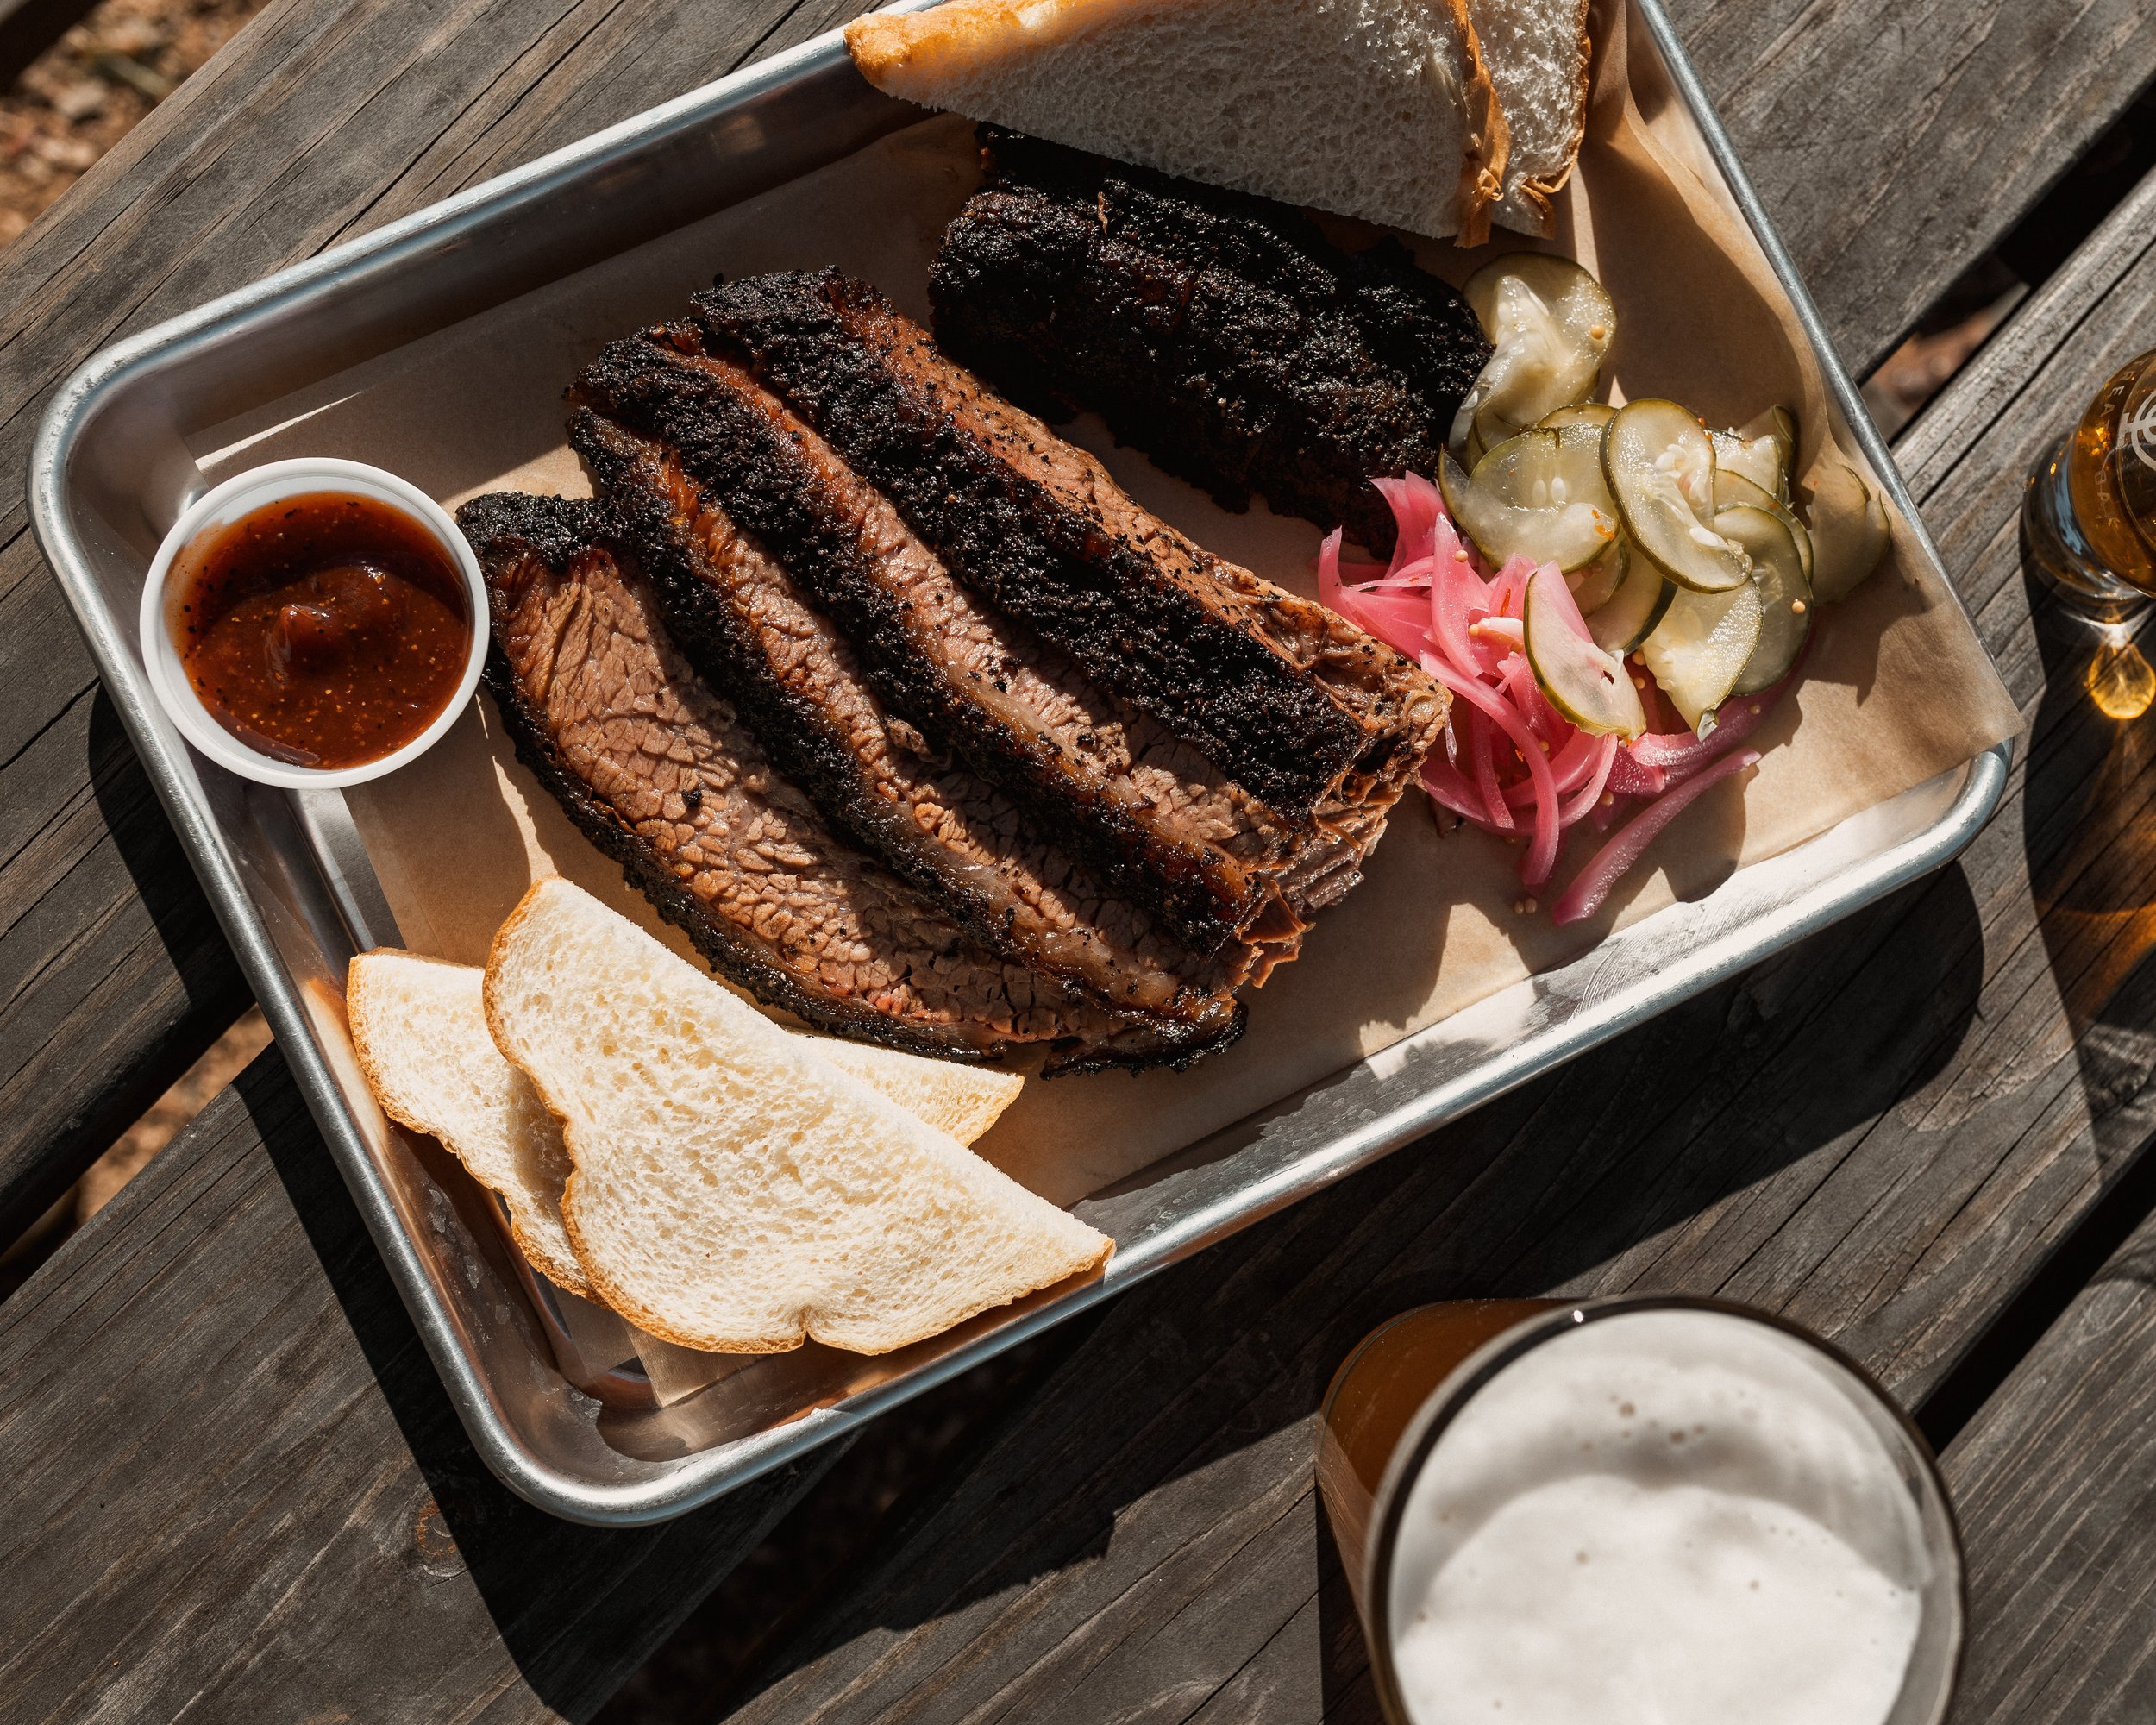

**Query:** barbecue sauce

left=172, top=491, right=472, bottom=769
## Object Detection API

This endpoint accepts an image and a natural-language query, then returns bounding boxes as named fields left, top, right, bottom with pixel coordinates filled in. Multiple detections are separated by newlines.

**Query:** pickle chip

left=1604, top=400, right=1752, bottom=594
left=1639, top=578, right=1765, bottom=730
left=1716, top=505, right=1812, bottom=696
left=1439, top=430, right=1620, bottom=572
left=1525, top=565, right=1646, bottom=738
left=1454, top=254, right=1618, bottom=454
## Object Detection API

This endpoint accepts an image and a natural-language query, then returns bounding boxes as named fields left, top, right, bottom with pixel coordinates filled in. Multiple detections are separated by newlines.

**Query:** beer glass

left=2023, top=348, right=2156, bottom=622
left=1316, top=1295, right=1965, bottom=1725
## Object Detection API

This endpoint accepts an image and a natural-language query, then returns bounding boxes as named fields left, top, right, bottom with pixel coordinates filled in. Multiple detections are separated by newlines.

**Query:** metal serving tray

left=31, top=0, right=2009, bottom=1524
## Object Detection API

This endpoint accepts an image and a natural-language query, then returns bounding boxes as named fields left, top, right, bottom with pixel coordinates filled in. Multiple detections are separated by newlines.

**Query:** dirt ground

left=0, top=0, right=270, bottom=245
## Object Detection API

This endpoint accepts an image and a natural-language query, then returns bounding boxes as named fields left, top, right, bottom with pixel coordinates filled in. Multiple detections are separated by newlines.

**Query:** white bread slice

left=347, top=950, right=595, bottom=1299
left=483, top=878, right=1111, bottom=1354
left=1471, top=0, right=1592, bottom=235
left=845, top=0, right=1510, bottom=242
left=347, top=953, right=1028, bottom=1306
left=811, top=1038, right=1025, bottom=1145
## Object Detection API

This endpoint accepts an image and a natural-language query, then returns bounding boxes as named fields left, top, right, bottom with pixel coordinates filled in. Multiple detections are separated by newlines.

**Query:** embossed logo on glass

left=2127, top=394, right=2156, bottom=475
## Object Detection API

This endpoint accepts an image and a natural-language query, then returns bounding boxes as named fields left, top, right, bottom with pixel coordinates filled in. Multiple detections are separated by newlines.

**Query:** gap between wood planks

left=4, top=36, right=2156, bottom=1725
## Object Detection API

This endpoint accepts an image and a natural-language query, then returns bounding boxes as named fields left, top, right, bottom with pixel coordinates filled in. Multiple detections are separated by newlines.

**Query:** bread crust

left=347, top=947, right=597, bottom=1299
left=1491, top=0, right=1592, bottom=235
left=1439, top=0, right=1510, bottom=246
left=481, top=880, right=1111, bottom=1355
left=845, top=0, right=1514, bottom=244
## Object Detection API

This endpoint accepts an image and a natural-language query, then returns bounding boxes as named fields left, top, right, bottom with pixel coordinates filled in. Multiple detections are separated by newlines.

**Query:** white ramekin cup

left=139, top=458, right=487, bottom=790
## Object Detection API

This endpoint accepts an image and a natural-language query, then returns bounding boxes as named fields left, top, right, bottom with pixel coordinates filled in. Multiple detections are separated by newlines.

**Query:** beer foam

left=1387, top=1309, right=1929, bottom=1725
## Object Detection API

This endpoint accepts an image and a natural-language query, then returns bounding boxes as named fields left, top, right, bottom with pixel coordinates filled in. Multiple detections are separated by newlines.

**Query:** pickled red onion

left=1315, top=476, right=1794, bottom=916
left=1425, top=654, right=1562, bottom=886
left=1551, top=749, right=1764, bottom=925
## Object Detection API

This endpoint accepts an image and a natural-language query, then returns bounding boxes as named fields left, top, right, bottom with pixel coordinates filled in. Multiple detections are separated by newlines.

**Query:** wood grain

left=0, top=0, right=884, bottom=1243
left=0, top=1049, right=824, bottom=1725
left=1, top=0, right=2147, bottom=1243
left=1665, top=0, right=2156, bottom=373
left=0, top=2, right=2150, bottom=1722
left=717, top=165, right=2156, bottom=1724
left=1943, top=1207, right=2156, bottom=1721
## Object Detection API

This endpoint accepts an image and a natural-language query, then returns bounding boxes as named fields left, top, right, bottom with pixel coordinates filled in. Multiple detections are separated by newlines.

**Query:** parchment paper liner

left=192, top=3, right=2020, bottom=1399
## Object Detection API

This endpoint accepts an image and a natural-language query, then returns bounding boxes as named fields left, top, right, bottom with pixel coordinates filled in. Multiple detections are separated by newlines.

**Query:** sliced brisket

left=928, top=129, right=1491, bottom=556
left=573, top=331, right=1296, bottom=960
left=460, top=492, right=1210, bottom=1073
left=693, top=271, right=1447, bottom=822
left=564, top=402, right=1247, bottom=1052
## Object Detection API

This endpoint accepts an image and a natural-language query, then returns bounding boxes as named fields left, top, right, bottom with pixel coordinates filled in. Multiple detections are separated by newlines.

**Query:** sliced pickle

left=1540, top=402, right=1616, bottom=431
left=1709, top=429, right=1784, bottom=499
left=1603, top=399, right=1752, bottom=593
left=1585, top=549, right=1671, bottom=656
left=1453, top=254, right=1619, bottom=452
left=1568, top=540, right=1629, bottom=614
left=1525, top=565, right=1646, bottom=737
left=1805, top=454, right=1892, bottom=601
left=1716, top=505, right=1812, bottom=695
left=1740, top=405, right=1800, bottom=499
left=1639, top=578, right=1764, bottom=729
left=1438, top=430, right=1620, bottom=572
left=1714, top=470, right=1814, bottom=582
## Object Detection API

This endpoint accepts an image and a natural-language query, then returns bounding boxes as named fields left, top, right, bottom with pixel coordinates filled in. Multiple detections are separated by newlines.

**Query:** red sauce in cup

left=171, top=491, right=472, bottom=769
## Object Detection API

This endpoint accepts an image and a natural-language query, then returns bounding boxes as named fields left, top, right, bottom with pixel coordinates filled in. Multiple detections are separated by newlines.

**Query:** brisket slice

left=929, top=129, right=1492, bottom=558
left=693, top=271, right=1448, bottom=823
left=566, top=403, right=1248, bottom=1051
left=573, top=331, right=1310, bottom=962
left=460, top=492, right=1214, bottom=1074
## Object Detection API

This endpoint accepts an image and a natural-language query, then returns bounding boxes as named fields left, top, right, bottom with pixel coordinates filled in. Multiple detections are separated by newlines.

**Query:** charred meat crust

left=605, top=333, right=1445, bottom=940
left=570, top=333, right=1265, bottom=958
left=693, top=269, right=1372, bottom=819
left=930, top=129, right=1491, bottom=556
left=567, top=403, right=1245, bottom=1055
left=458, top=492, right=1225, bottom=1074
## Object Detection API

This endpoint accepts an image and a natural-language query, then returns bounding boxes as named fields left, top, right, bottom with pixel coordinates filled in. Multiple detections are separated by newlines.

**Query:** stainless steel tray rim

left=26, top=0, right=2014, bottom=1525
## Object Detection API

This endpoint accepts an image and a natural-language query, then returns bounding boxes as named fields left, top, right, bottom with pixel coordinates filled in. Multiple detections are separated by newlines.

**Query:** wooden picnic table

left=3, top=0, right=2156, bottom=1718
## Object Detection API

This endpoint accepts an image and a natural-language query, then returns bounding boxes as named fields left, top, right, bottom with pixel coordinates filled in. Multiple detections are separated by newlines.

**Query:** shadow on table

left=243, top=1052, right=823, bottom=1724
left=214, top=698, right=2003, bottom=1724
left=2017, top=572, right=2156, bottom=1170
left=700, top=861, right=1984, bottom=1722
left=0, top=693, right=254, bottom=1243
left=1915, top=564, right=2156, bottom=1449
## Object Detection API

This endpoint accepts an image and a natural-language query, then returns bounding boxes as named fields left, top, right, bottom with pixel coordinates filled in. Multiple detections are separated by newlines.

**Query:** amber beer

left=1315, top=1299, right=1554, bottom=1613
left=2024, top=348, right=2156, bottom=619
left=1315, top=1296, right=1967, bottom=1725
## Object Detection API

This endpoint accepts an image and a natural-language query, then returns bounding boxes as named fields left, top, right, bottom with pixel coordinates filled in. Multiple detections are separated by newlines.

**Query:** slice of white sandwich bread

left=812, top=1037, right=1025, bottom=1146
left=348, top=950, right=596, bottom=1298
left=1470, top=0, right=1593, bottom=232
left=347, top=947, right=1029, bottom=1309
left=847, top=0, right=1511, bottom=242
left=483, top=878, right=1112, bottom=1354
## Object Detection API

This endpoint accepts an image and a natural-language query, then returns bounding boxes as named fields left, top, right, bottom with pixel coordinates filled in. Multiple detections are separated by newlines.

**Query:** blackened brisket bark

left=928, top=128, right=1492, bottom=556
left=693, top=270, right=1449, bottom=828
left=459, top=492, right=1205, bottom=1073
left=565, top=402, right=1248, bottom=1055
left=574, top=331, right=1289, bottom=961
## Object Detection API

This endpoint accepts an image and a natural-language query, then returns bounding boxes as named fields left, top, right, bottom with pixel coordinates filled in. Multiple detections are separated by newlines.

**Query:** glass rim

left=1358, top=1293, right=1968, bottom=1725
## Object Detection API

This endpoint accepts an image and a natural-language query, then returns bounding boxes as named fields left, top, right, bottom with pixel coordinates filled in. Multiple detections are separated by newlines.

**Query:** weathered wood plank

left=0, top=0, right=2141, bottom=1245
left=713, top=166, right=2156, bottom=1725
left=1942, top=1212, right=2156, bottom=1721
left=1664, top=0, right=2156, bottom=374
left=0, top=1047, right=824, bottom=1725
left=0, top=0, right=884, bottom=1242
left=0, top=2, right=2147, bottom=1719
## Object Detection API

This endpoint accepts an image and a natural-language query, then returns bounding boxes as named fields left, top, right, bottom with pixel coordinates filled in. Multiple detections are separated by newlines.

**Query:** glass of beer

left=2023, top=348, right=2156, bottom=622
left=1316, top=1296, right=1965, bottom=1725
